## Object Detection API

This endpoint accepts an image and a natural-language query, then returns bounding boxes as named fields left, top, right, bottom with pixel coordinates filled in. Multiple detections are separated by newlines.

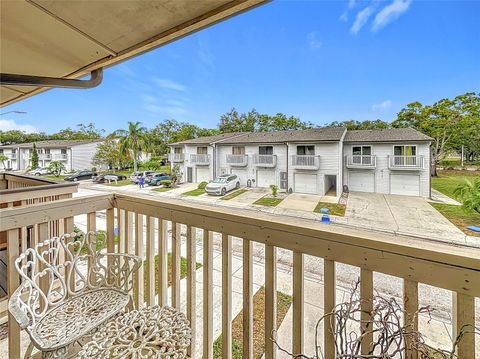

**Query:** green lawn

left=151, top=187, right=173, bottom=193
left=314, top=202, right=346, bottom=216
left=431, top=170, right=478, bottom=200
left=221, top=189, right=248, bottom=200
left=253, top=196, right=283, bottom=207
left=183, top=188, right=205, bottom=196
left=45, top=175, right=65, bottom=182
left=431, top=203, right=480, bottom=237
left=104, top=179, right=131, bottom=186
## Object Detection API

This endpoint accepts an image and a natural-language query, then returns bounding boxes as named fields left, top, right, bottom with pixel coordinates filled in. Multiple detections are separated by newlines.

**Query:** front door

left=187, top=167, right=193, bottom=183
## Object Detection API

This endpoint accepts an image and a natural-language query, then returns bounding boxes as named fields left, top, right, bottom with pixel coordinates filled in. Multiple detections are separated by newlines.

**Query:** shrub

left=198, top=181, right=208, bottom=190
left=454, top=178, right=480, bottom=213
left=160, top=179, right=173, bottom=188
left=270, top=184, right=278, bottom=197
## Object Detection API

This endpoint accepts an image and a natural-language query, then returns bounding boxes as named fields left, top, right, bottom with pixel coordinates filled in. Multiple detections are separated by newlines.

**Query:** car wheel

left=221, top=188, right=226, bottom=196
left=236, top=182, right=240, bottom=189
left=73, top=178, right=78, bottom=182
left=35, top=173, right=40, bottom=176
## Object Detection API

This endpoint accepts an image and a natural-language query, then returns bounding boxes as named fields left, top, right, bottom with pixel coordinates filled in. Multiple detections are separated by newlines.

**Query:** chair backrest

left=11, top=231, right=135, bottom=330
left=343, top=184, right=349, bottom=193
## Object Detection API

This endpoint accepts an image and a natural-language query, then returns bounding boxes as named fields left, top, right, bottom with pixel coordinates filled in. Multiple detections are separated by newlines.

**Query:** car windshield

left=212, top=177, right=228, bottom=183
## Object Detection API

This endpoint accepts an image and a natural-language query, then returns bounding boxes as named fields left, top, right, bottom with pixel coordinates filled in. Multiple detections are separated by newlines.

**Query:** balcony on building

left=190, top=154, right=210, bottom=166
left=345, top=155, right=377, bottom=169
left=252, top=154, right=277, bottom=168
left=226, top=154, right=248, bottom=167
left=290, top=155, right=320, bottom=170
left=388, top=155, right=424, bottom=170
left=169, top=153, right=185, bottom=163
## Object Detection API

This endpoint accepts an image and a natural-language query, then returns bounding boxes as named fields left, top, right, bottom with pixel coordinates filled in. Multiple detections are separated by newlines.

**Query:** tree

left=48, top=160, right=66, bottom=177
left=170, top=164, right=182, bottom=185
left=52, top=123, right=105, bottom=140
left=31, top=143, right=39, bottom=169
left=218, top=108, right=313, bottom=133
left=324, top=119, right=390, bottom=130
left=92, top=139, right=127, bottom=170
left=0, top=130, right=48, bottom=145
left=111, top=121, right=150, bottom=172
left=0, top=154, right=8, bottom=169
left=454, top=178, right=480, bottom=214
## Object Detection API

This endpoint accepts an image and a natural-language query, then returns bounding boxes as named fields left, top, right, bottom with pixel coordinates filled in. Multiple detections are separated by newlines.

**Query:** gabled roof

left=169, top=132, right=247, bottom=146
left=344, top=128, right=432, bottom=143
left=218, top=127, right=347, bottom=144
left=0, top=139, right=103, bottom=149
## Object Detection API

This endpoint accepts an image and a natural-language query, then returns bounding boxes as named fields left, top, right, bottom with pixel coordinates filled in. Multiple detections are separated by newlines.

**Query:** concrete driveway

left=277, top=193, right=321, bottom=211
left=227, top=188, right=268, bottom=207
left=345, top=192, right=465, bottom=242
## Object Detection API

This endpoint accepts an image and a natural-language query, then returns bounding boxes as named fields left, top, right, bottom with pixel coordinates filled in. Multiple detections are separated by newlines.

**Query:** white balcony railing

left=389, top=155, right=424, bottom=170
left=22, top=153, right=52, bottom=160
left=252, top=154, right=277, bottom=168
left=169, top=153, right=185, bottom=162
left=2, top=193, right=478, bottom=359
left=226, top=154, right=248, bottom=167
left=52, top=153, right=68, bottom=160
left=190, top=154, right=210, bottom=165
left=291, top=155, right=319, bottom=170
left=2, top=153, right=17, bottom=160
left=346, top=155, right=376, bottom=168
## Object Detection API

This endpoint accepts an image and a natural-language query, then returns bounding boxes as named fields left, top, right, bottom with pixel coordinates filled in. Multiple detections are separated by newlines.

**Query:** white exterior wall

left=343, top=142, right=430, bottom=197
left=288, top=142, right=341, bottom=196
left=0, top=148, right=18, bottom=170
left=181, top=145, right=215, bottom=183
left=216, top=144, right=288, bottom=188
left=71, top=142, right=102, bottom=171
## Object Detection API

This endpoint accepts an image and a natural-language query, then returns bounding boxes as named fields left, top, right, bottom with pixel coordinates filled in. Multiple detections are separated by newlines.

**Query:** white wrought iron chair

left=8, top=231, right=142, bottom=359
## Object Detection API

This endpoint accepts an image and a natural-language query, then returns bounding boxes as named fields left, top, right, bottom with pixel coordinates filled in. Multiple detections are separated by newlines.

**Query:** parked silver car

left=205, top=174, right=240, bottom=196
left=28, top=167, right=50, bottom=176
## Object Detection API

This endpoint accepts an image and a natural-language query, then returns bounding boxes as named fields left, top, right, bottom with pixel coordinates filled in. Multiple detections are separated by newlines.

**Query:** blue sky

left=1, top=0, right=479, bottom=134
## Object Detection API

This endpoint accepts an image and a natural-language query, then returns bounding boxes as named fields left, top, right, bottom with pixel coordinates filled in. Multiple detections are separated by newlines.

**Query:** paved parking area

left=345, top=192, right=466, bottom=242
left=277, top=193, right=321, bottom=211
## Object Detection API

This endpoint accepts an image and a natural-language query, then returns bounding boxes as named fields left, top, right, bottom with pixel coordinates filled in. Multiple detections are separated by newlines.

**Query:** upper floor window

left=394, top=145, right=416, bottom=156
left=232, top=146, right=245, bottom=155
left=0, top=149, right=3, bottom=154
left=61, top=149, right=67, bottom=154
left=352, top=146, right=371, bottom=156
left=259, top=146, right=273, bottom=155
left=197, top=147, right=208, bottom=155
left=174, top=147, right=183, bottom=154
left=297, top=145, right=315, bottom=155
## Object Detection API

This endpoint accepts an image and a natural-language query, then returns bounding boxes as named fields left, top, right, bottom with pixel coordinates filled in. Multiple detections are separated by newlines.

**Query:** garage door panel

left=257, top=170, right=275, bottom=188
left=196, top=167, right=210, bottom=183
left=294, top=173, right=317, bottom=194
left=391, top=174, right=420, bottom=196
left=231, top=169, right=248, bottom=186
left=349, top=172, right=375, bottom=193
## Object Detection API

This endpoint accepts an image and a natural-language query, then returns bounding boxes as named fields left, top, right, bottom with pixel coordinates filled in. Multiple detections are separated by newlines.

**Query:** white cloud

left=372, top=0, right=412, bottom=32
left=307, top=32, right=322, bottom=49
left=371, top=100, right=392, bottom=112
left=0, top=119, right=37, bottom=133
left=350, top=6, right=374, bottom=34
left=154, top=78, right=186, bottom=92
left=348, top=0, right=357, bottom=9
left=340, top=0, right=357, bottom=22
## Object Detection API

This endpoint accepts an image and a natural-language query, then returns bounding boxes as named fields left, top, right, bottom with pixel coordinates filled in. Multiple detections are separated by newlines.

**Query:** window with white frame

left=352, top=146, right=372, bottom=164
left=296, top=145, right=315, bottom=155
left=259, top=146, right=273, bottom=155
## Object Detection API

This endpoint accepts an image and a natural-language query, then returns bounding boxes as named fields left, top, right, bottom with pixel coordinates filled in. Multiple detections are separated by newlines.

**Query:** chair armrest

left=8, top=286, right=30, bottom=330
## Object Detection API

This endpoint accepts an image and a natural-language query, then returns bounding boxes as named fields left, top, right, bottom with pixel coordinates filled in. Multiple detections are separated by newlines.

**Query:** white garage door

left=257, top=170, right=275, bottom=188
left=196, top=167, right=210, bottom=183
left=349, top=172, right=375, bottom=193
left=231, top=168, right=248, bottom=185
left=390, top=174, right=420, bottom=196
left=294, top=173, right=317, bottom=194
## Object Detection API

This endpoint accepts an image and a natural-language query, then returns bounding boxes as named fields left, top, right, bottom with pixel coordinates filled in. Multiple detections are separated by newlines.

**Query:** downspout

left=284, top=142, right=289, bottom=192
left=212, top=143, right=217, bottom=179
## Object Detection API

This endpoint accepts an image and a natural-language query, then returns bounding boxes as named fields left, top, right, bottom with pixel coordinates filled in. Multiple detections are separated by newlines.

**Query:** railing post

left=265, top=244, right=277, bottom=359
left=158, top=219, right=168, bottom=307
left=403, top=279, right=418, bottom=359
left=146, top=216, right=155, bottom=306
left=203, top=230, right=214, bottom=359
left=293, top=251, right=304, bottom=356
left=106, top=208, right=115, bottom=268
left=222, top=234, right=232, bottom=359
left=7, top=228, right=20, bottom=359
left=135, top=213, right=144, bottom=308
left=243, top=239, right=253, bottom=359
left=452, top=292, right=475, bottom=358
left=172, top=222, right=181, bottom=309
left=186, top=225, right=197, bottom=357
left=324, top=259, right=336, bottom=359
left=360, top=269, right=373, bottom=355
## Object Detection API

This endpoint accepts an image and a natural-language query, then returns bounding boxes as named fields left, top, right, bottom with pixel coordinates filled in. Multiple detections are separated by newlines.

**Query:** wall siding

left=71, top=142, right=102, bottom=171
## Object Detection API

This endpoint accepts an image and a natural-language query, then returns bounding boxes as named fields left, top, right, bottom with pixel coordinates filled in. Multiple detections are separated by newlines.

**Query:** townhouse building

left=0, top=139, right=104, bottom=172
left=169, top=127, right=432, bottom=197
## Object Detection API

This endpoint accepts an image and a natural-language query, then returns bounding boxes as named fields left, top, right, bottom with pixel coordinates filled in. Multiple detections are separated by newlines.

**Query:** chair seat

left=32, top=288, right=129, bottom=350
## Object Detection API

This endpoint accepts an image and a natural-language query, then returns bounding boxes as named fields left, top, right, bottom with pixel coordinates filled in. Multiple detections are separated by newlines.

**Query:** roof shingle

left=0, top=139, right=104, bottom=149
left=343, top=128, right=432, bottom=142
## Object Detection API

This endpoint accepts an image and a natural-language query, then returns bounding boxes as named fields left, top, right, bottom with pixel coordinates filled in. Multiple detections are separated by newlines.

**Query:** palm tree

left=454, top=178, right=480, bottom=213
left=111, top=121, right=150, bottom=173
left=0, top=154, right=8, bottom=170
left=48, top=160, right=66, bottom=177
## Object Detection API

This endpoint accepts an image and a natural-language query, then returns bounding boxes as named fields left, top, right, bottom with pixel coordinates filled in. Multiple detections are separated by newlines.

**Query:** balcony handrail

left=253, top=154, right=277, bottom=165
left=291, top=154, right=319, bottom=167
left=2, top=192, right=478, bottom=358
left=346, top=155, right=376, bottom=166
left=389, top=155, right=424, bottom=168
left=190, top=154, right=210, bottom=163
left=169, top=153, right=184, bottom=162
left=226, top=154, right=248, bottom=163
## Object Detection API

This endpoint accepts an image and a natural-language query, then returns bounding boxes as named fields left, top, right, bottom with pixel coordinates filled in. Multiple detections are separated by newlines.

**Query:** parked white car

left=205, top=174, right=240, bottom=196
left=28, top=167, right=50, bottom=176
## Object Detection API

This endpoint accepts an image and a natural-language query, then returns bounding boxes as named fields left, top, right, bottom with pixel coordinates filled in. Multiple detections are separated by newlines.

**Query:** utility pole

left=461, top=145, right=464, bottom=167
